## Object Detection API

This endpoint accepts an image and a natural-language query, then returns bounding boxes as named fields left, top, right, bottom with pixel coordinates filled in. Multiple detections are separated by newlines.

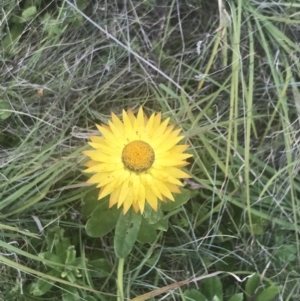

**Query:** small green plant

left=183, top=274, right=281, bottom=301
left=28, top=226, right=84, bottom=298
left=27, top=226, right=112, bottom=301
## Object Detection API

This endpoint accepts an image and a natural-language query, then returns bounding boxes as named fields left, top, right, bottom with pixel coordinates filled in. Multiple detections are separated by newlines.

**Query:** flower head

left=83, top=107, right=192, bottom=214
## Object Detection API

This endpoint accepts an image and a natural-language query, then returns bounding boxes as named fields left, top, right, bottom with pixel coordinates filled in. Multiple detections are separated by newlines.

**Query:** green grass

left=1, top=0, right=300, bottom=300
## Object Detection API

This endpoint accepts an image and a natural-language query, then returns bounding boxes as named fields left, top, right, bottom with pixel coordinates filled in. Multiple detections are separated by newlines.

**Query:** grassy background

left=1, top=0, right=300, bottom=300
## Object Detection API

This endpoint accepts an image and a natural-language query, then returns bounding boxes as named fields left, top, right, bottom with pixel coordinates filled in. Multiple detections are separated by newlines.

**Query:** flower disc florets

left=122, top=140, right=155, bottom=172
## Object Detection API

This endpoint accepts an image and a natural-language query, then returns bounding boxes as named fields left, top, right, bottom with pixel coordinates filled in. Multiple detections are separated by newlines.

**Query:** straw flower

left=83, top=107, right=192, bottom=214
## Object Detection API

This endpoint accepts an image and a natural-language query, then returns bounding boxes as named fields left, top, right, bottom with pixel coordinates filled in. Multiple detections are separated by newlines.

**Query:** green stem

left=117, top=257, right=125, bottom=301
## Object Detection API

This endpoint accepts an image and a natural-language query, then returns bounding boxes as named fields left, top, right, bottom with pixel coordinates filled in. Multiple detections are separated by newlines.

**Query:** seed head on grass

left=83, top=107, right=192, bottom=214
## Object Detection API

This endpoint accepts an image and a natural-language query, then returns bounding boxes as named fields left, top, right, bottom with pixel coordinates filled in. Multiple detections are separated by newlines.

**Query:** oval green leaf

left=245, top=273, right=260, bottom=299
left=151, top=219, right=168, bottom=231
left=202, top=276, right=223, bottom=301
left=81, top=189, right=103, bottom=217
left=137, top=219, right=157, bottom=243
left=61, top=284, right=80, bottom=301
left=184, top=289, right=206, bottom=301
left=85, top=205, right=121, bottom=238
left=88, top=258, right=111, bottom=278
left=22, top=6, right=37, bottom=21
left=29, top=269, right=59, bottom=296
left=256, top=286, right=281, bottom=301
left=228, top=293, right=243, bottom=301
left=143, top=203, right=163, bottom=224
left=0, top=100, right=12, bottom=120
left=114, top=210, right=142, bottom=258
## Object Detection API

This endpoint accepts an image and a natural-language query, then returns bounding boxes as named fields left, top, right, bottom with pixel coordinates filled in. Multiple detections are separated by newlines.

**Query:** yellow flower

left=83, top=107, right=192, bottom=214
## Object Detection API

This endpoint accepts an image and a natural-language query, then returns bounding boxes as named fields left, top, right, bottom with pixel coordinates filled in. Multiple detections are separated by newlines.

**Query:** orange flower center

left=122, top=140, right=155, bottom=172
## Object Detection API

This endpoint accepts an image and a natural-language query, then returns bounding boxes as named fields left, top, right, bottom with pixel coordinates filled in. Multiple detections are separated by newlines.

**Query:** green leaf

left=46, top=226, right=65, bottom=249
left=21, top=6, right=37, bottom=21
left=29, top=269, right=59, bottom=296
left=274, top=244, right=297, bottom=263
left=242, top=216, right=268, bottom=235
left=160, top=188, right=192, bottom=211
left=228, top=293, right=243, bottom=301
left=65, top=246, right=77, bottom=264
left=114, top=209, right=142, bottom=258
left=202, top=276, right=223, bottom=301
left=61, top=284, right=80, bottom=301
left=88, top=259, right=111, bottom=278
left=56, top=238, right=71, bottom=263
left=143, top=203, right=163, bottom=224
left=0, top=100, right=12, bottom=120
left=39, top=252, right=63, bottom=271
left=41, top=13, right=65, bottom=36
left=137, top=219, right=157, bottom=243
left=85, top=205, right=121, bottom=237
left=184, top=289, right=206, bottom=301
left=2, top=25, right=23, bottom=54
left=151, top=219, right=169, bottom=231
left=245, top=273, right=260, bottom=299
left=256, top=286, right=281, bottom=301
left=66, top=271, right=77, bottom=283
left=81, top=189, right=102, bottom=217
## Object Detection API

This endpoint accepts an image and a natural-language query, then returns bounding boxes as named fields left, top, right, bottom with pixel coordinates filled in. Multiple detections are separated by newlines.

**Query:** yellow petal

left=123, top=191, right=134, bottom=214
left=123, top=109, right=134, bottom=129
left=138, top=182, right=146, bottom=213
left=152, top=117, right=170, bottom=137
left=131, top=173, right=140, bottom=201
left=117, top=178, right=131, bottom=208
left=98, top=178, right=119, bottom=199
left=108, top=120, right=127, bottom=145
left=83, top=150, right=122, bottom=164
left=87, top=171, right=115, bottom=186
left=134, top=107, right=146, bottom=133
left=96, top=124, right=119, bottom=146
left=145, top=113, right=155, bottom=136
left=122, top=110, right=138, bottom=141
left=145, top=186, right=158, bottom=211
left=154, top=135, right=185, bottom=153
left=165, top=182, right=181, bottom=193
left=155, top=144, right=191, bottom=159
left=169, top=144, right=190, bottom=153
left=83, top=160, right=99, bottom=168
left=132, top=202, right=140, bottom=213
left=127, top=109, right=136, bottom=125
left=150, top=126, right=175, bottom=148
left=153, top=178, right=174, bottom=201
left=154, top=158, right=187, bottom=167
left=109, top=185, right=122, bottom=207
left=164, top=167, right=191, bottom=179
left=84, top=162, right=123, bottom=173
left=148, top=167, right=183, bottom=186
left=89, top=136, right=105, bottom=143
left=88, top=142, right=122, bottom=155
left=157, top=153, right=192, bottom=161
left=151, top=129, right=182, bottom=149
left=111, top=112, right=125, bottom=131
left=176, top=161, right=190, bottom=168
left=150, top=112, right=161, bottom=136
left=145, top=174, right=163, bottom=200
